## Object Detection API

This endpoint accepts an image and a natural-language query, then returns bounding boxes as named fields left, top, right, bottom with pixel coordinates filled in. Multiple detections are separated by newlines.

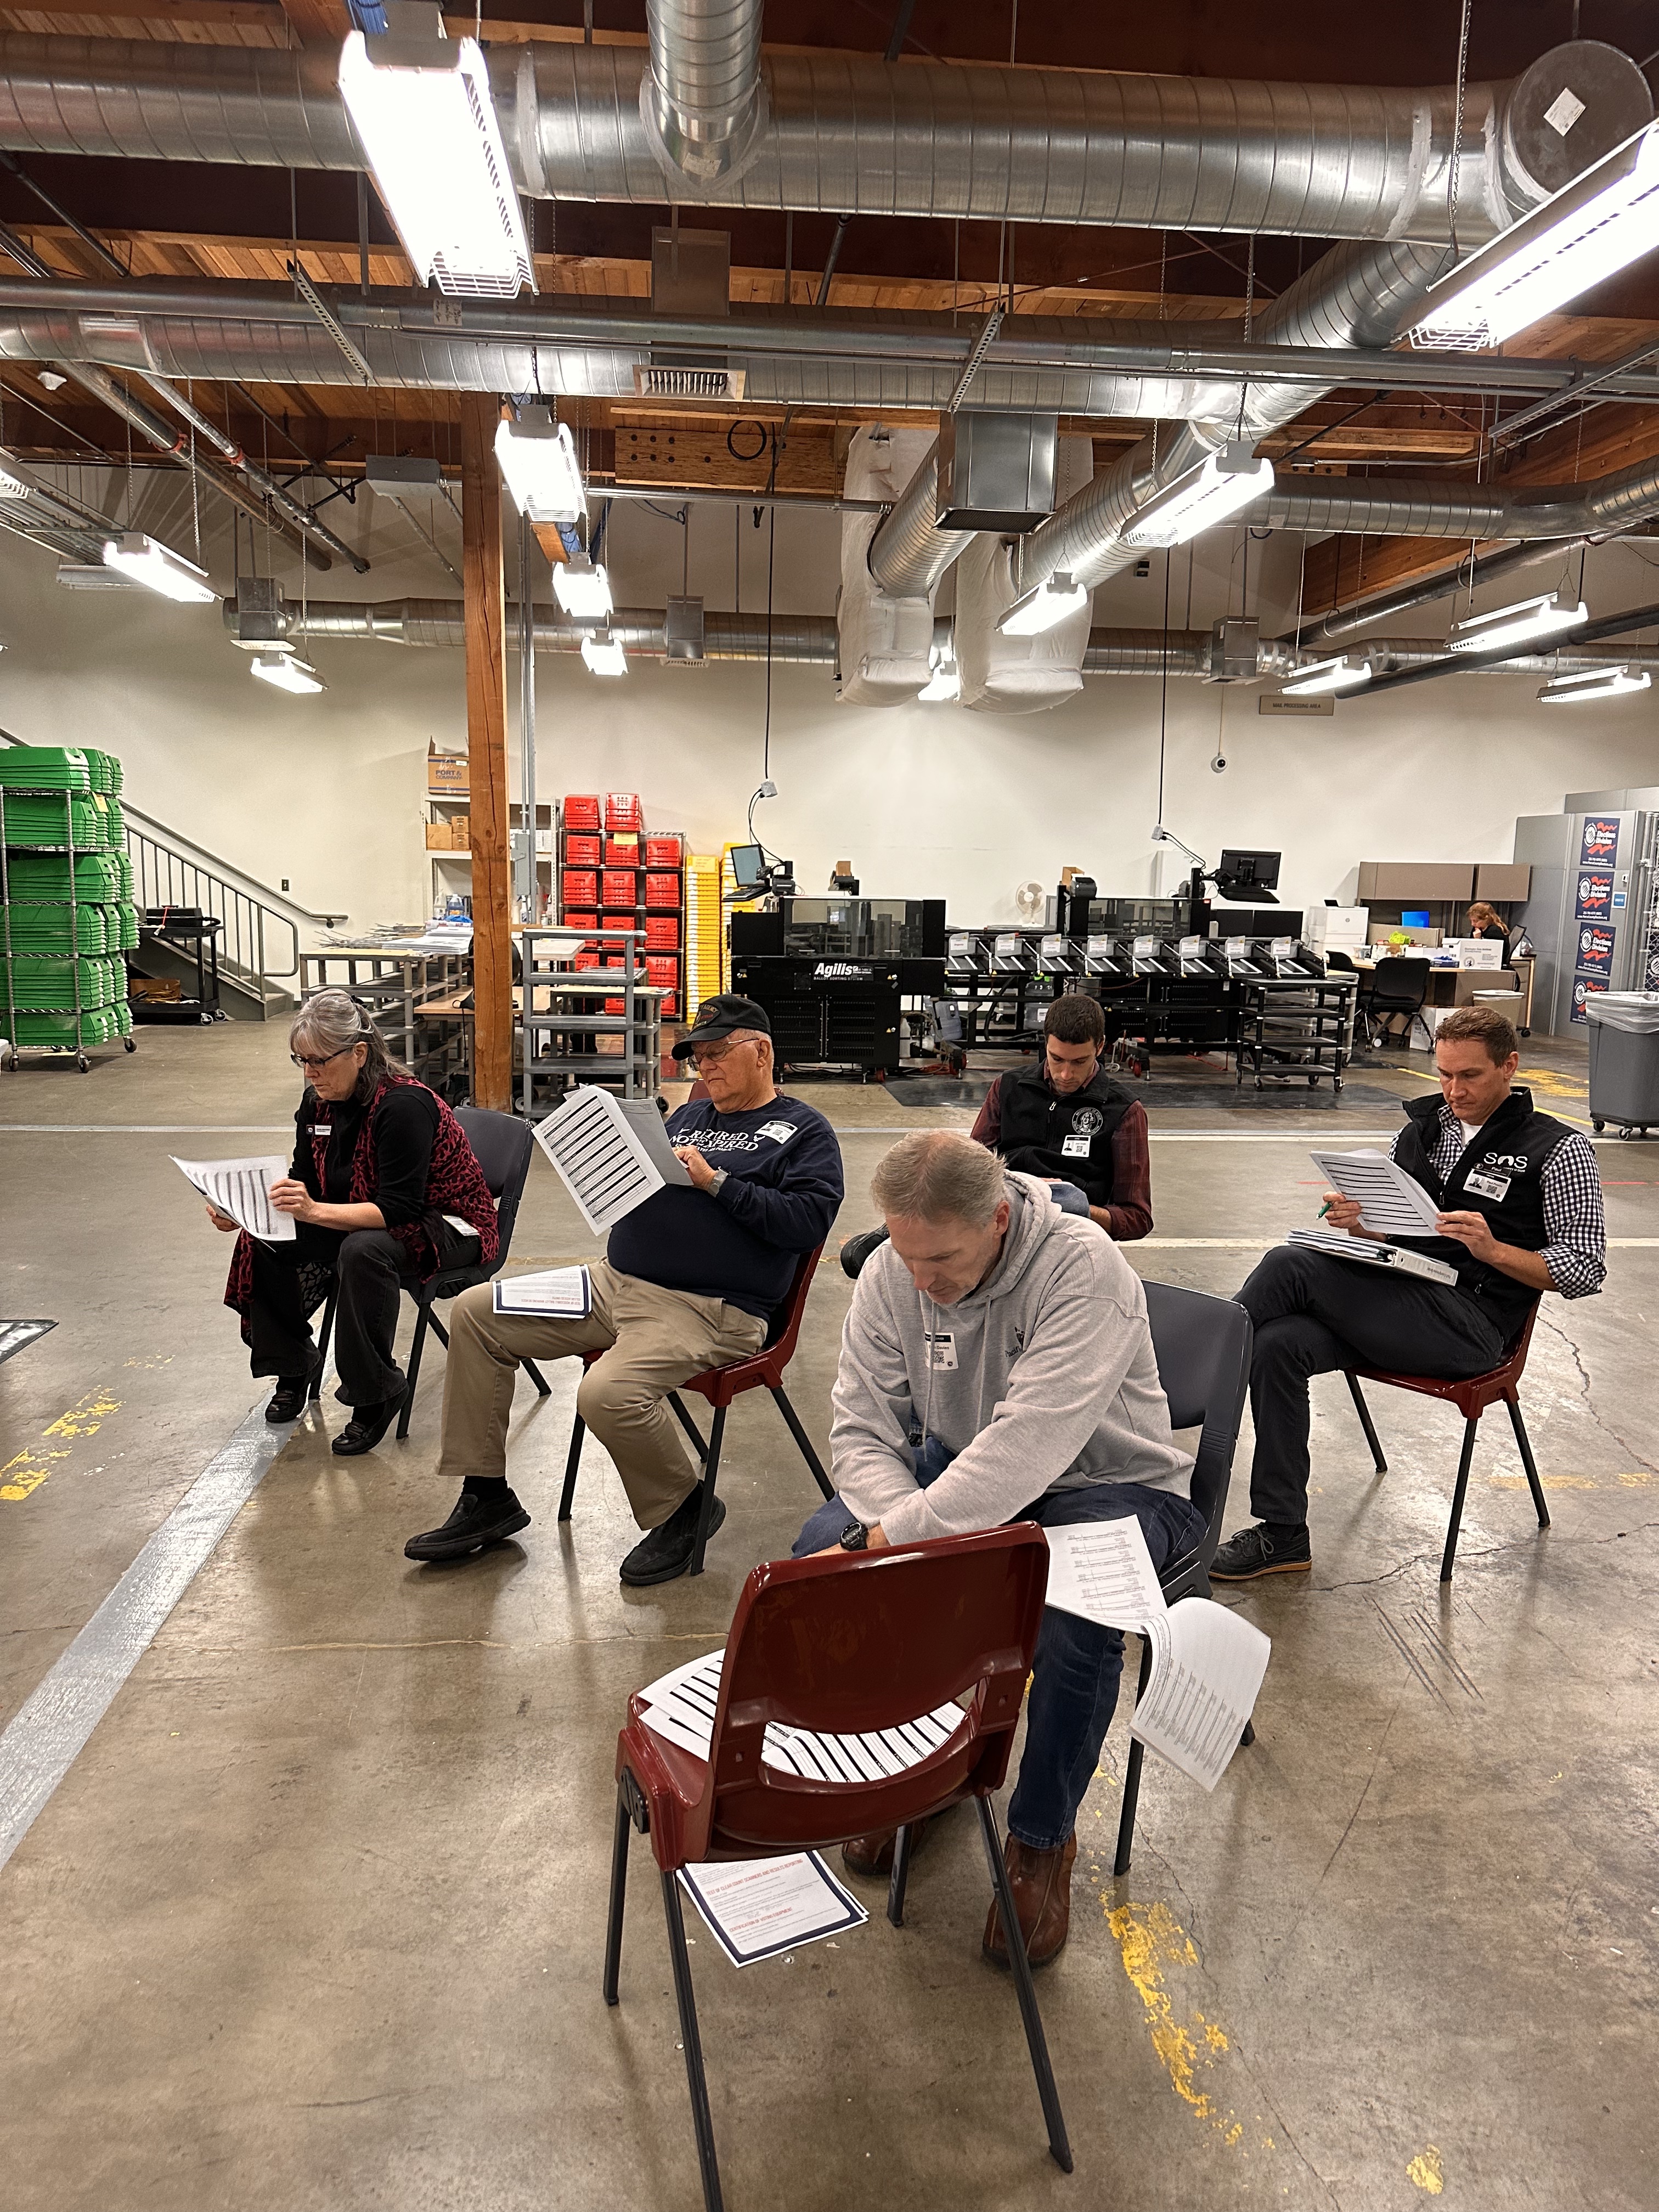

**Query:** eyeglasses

left=690, top=1036, right=754, bottom=1068
left=291, top=1045, right=359, bottom=1072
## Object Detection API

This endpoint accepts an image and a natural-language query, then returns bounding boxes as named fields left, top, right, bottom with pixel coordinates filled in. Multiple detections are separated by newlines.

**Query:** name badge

left=925, top=1331, right=957, bottom=1370
left=1464, top=1170, right=1511, bottom=1203
left=758, top=1119, right=798, bottom=1145
left=1060, top=1133, right=1092, bottom=1159
left=311, top=1124, right=332, bottom=1137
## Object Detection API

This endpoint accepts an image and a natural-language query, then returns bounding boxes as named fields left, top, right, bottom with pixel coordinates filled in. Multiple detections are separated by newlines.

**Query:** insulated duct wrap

left=836, top=424, right=943, bottom=707
left=954, top=436, right=1096, bottom=714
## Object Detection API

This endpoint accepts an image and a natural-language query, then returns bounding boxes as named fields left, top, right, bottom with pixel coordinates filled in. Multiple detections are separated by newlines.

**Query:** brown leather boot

left=981, top=1831, right=1076, bottom=1969
left=841, top=1817, right=933, bottom=1880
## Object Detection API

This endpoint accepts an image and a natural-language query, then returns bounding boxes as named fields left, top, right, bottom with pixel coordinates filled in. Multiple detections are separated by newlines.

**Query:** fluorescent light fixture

left=338, top=5, right=533, bottom=301
left=917, top=651, right=961, bottom=701
left=580, top=629, right=628, bottom=676
left=101, top=532, right=216, bottom=603
left=552, top=555, right=613, bottom=619
left=1122, top=442, right=1275, bottom=549
left=1447, top=590, right=1587, bottom=655
left=1282, top=653, right=1374, bottom=696
left=1538, top=663, right=1652, bottom=704
left=1413, top=119, right=1659, bottom=351
left=997, top=571, right=1088, bottom=636
left=251, top=652, right=326, bottom=695
left=56, top=561, right=128, bottom=591
left=494, top=407, right=585, bottom=526
left=0, top=466, right=28, bottom=500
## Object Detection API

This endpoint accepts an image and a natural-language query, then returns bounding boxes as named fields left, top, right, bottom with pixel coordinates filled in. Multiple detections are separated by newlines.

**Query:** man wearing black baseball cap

left=406, top=994, right=843, bottom=1583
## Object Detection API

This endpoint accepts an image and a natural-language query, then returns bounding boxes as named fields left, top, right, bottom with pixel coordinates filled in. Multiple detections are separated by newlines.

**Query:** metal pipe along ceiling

left=643, top=0, right=765, bottom=182
left=270, top=602, right=1659, bottom=681
left=0, top=35, right=1647, bottom=244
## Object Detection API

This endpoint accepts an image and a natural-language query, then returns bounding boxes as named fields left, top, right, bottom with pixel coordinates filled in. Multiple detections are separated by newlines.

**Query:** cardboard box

left=128, top=976, right=181, bottom=1002
left=427, top=747, right=469, bottom=798
left=426, top=817, right=470, bottom=850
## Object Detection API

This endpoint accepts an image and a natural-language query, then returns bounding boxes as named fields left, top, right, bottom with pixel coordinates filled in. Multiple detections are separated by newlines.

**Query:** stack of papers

left=1043, top=1519, right=1271, bottom=1790
left=1308, top=1149, right=1442, bottom=1238
left=532, top=1085, right=692, bottom=1235
left=493, top=1266, right=592, bottom=1318
left=637, top=1649, right=965, bottom=1782
left=172, top=1154, right=295, bottom=1242
left=678, top=1854, right=867, bottom=1968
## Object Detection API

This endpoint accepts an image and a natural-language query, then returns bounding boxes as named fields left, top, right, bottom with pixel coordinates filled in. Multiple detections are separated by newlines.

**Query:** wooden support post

left=461, top=393, right=512, bottom=1112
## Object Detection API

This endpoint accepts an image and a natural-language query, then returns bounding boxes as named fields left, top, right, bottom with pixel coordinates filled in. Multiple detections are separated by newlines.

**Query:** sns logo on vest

left=1465, top=1151, right=1528, bottom=1204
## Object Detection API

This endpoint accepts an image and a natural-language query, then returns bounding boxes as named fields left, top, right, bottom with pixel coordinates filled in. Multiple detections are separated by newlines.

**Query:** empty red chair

left=560, top=1244, right=832, bottom=1576
left=1344, top=1302, right=1545, bottom=1583
left=606, top=1526, right=1070, bottom=2211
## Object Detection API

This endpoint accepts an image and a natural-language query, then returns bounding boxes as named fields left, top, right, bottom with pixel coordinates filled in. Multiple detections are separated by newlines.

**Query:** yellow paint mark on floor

left=1618, top=1471, right=1654, bottom=1486
left=1487, top=1474, right=1598, bottom=1489
left=1107, top=1899, right=1254, bottom=2147
left=0, top=1385, right=120, bottom=1501
left=1408, top=2144, right=1446, bottom=2193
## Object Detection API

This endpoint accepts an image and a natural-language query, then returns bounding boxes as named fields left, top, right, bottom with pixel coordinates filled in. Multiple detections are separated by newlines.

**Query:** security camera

left=1211, top=753, right=1227, bottom=774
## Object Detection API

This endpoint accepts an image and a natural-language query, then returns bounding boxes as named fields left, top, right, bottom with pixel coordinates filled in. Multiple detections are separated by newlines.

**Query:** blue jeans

left=793, top=1476, right=1206, bottom=1850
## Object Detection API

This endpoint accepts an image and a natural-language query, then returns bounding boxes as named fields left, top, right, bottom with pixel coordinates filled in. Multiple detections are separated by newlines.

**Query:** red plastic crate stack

left=558, top=793, right=686, bottom=1023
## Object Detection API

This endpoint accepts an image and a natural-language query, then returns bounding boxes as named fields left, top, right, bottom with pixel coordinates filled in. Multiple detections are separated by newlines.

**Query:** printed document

left=1309, top=1148, right=1442, bottom=1238
left=1042, top=1520, right=1269, bottom=1791
left=636, top=1648, right=964, bottom=1781
left=172, top=1154, right=295, bottom=1242
left=493, top=1266, right=592, bottom=1318
left=678, top=1853, right=867, bottom=1968
left=532, top=1085, right=691, bottom=1236
left=1285, top=1226, right=1458, bottom=1285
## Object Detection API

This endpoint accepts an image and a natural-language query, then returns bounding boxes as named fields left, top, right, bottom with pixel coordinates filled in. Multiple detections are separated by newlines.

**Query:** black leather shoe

left=619, top=1489, right=725, bottom=1587
left=840, top=1226, right=890, bottom=1280
left=404, top=1487, right=531, bottom=1561
left=266, top=1351, right=323, bottom=1424
left=1211, top=1522, right=1312, bottom=1580
left=331, top=1397, right=402, bottom=1457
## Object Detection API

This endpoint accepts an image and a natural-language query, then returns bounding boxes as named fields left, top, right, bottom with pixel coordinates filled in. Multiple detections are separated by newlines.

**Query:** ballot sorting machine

left=943, top=899, right=1356, bottom=1089
left=730, top=899, right=947, bottom=1079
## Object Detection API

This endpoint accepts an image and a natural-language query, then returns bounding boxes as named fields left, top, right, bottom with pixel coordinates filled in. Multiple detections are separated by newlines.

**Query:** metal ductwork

left=641, top=0, right=765, bottom=183
left=1265, top=444, right=1659, bottom=544
left=1293, top=543, right=1591, bottom=649
left=241, top=594, right=1659, bottom=684
left=0, top=35, right=1647, bottom=245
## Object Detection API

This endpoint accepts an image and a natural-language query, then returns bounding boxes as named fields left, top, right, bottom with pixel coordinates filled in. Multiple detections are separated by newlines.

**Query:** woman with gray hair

left=217, top=989, right=498, bottom=1454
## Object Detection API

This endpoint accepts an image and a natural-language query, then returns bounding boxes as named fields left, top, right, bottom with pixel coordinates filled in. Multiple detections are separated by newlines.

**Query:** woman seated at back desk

left=210, top=988, right=498, bottom=1455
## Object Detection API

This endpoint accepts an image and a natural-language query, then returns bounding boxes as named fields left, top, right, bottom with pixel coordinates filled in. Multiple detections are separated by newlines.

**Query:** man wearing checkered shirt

left=1214, top=1003, right=1605, bottom=1579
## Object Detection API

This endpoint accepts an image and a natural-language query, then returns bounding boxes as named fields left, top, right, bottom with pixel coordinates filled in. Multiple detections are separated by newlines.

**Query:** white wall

left=3, top=462, right=1656, bottom=934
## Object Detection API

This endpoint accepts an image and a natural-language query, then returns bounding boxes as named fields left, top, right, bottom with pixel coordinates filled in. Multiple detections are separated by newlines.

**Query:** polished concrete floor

left=1, top=1023, right=1655, bottom=2210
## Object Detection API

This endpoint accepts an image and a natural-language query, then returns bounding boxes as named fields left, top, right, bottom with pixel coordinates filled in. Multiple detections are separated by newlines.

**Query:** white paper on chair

left=531, top=1085, right=691, bottom=1236
left=1042, top=1521, right=1269, bottom=1792
left=636, top=1649, right=965, bottom=1781
left=1308, top=1148, right=1441, bottom=1239
left=678, top=1852, right=868, bottom=1968
left=171, top=1154, right=295, bottom=1242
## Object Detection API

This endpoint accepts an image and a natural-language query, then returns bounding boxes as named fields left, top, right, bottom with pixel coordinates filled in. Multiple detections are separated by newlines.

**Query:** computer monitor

left=1214, top=849, right=1280, bottom=899
left=729, top=843, right=766, bottom=891
left=1401, top=908, right=1431, bottom=928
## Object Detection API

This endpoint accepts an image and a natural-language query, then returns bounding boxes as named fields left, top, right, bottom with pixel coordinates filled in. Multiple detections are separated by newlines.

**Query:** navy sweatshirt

left=605, top=1093, right=844, bottom=1318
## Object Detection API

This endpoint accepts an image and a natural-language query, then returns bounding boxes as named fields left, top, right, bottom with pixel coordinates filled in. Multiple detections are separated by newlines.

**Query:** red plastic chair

left=557, top=1244, right=834, bottom=1575
left=605, top=1527, right=1070, bottom=2211
left=1343, top=1303, right=1545, bottom=1583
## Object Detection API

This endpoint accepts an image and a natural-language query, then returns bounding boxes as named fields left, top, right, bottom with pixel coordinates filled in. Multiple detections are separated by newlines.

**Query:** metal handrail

left=118, top=797, right=347, bottom=928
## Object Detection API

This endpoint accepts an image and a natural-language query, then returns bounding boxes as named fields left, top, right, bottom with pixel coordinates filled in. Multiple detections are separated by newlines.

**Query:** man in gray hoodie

left=795, top=1130, right=1201, bottom=1968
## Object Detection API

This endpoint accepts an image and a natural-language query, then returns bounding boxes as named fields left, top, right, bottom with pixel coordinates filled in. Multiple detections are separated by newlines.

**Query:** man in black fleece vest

left=1215, top=1005, right=1605, bottom=1579
left=406, top=997, right=843, bottom=1584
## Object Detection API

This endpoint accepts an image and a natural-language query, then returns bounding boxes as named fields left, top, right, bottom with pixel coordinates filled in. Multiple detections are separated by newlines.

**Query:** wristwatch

left=708, top=1168, right=729, bottom=1194
left=838, top=1520, right=869, bottom=1551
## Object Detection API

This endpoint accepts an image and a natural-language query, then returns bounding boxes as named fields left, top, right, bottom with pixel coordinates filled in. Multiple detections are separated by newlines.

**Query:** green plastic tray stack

left=1, top=743, right=138, bottom=1049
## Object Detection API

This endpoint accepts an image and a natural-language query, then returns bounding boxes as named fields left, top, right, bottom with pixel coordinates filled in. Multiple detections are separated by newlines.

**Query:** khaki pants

left=436, top=1260, right=768, bottom=1528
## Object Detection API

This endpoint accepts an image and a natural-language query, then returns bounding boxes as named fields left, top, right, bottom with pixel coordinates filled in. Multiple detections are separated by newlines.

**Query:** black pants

left=1235, top=1248, right=1507, bottom=1528
left=245, top=1221, right=475, bottom=1408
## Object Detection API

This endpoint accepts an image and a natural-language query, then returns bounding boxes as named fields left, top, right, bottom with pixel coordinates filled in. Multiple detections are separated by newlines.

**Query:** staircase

left=124, top=810, right=347, bottom=1020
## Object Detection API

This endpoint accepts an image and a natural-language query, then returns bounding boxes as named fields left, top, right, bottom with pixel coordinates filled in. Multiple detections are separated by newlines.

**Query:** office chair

left=1358, top=956, right=1432, bottom=1049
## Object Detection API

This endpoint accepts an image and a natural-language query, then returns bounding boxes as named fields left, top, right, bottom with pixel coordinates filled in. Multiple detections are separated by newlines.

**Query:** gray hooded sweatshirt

left=830, top=1171, right=1193, bottom=1547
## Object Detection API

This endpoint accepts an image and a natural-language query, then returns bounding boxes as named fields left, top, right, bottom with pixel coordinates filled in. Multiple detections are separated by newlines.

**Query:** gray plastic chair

left=1114, top=1279, right=1255, bottom=1874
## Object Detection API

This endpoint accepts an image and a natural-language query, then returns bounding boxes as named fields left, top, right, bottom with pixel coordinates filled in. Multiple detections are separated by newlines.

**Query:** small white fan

left=1014, top=880, right=1046, bottom=921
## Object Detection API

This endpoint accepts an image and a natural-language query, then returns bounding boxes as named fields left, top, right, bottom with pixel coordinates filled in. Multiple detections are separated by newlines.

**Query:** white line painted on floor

left=0, top=1388, right=304, bottom=1874
left=1133, top=1237, right=1659, bottom=1249
left=0, top=1124, right=294, bottom=1134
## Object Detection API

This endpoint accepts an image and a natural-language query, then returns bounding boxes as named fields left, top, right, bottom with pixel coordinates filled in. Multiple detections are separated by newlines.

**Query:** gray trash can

left=1585, top=992, right=1659, bottom=1137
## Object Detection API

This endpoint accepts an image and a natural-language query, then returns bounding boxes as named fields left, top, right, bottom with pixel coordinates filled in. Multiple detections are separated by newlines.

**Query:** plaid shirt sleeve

left=1538, top=1132, right=1606, bottom=1297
